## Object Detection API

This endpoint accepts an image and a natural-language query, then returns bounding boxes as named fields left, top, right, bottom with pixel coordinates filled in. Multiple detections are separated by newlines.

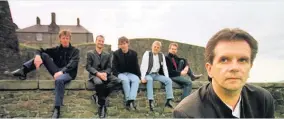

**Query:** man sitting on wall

left=85, top=35, right=121, bottom=118
left=165, top=43, right=202, bottom=101
left=112, top=36, right=141, bottom=111
left=140, top=41, right=175, bottom=112
left=5, top=29, right=80, bottom=118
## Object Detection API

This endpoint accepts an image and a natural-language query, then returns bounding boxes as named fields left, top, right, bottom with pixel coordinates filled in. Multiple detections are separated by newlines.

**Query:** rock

left=0, top=1, right=21, bottom=79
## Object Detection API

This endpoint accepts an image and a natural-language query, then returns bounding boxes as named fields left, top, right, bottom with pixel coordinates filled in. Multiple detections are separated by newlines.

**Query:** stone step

left=0, top=79, right=209, bottom=90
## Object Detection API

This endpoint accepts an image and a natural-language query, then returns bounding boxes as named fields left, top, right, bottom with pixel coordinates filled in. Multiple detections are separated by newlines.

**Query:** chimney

left=36, top=16, right=40, bottom=25
left=51, top=12, right=56, bottom=25
left=77, top=18, right=80, bottom=26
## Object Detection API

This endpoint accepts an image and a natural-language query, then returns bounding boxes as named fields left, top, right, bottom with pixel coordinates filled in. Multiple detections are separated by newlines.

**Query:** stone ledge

left=38, top=80, right=86, bottom=90
left=0, top=80, right=38, bottom=90
left=249, top=82, right=284, bottom=88
left=1, top=80, right=283, bottom=90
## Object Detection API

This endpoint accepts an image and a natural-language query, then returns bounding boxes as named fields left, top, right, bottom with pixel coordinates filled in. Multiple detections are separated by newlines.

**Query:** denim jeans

left=145, top=74, right=174, bottom=100
left=171, top=76, right=192, bottom=99
left=118, top=72, right=140, bottom=101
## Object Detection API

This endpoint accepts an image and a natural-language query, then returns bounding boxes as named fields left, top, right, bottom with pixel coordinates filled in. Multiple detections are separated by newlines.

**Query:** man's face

left=152, top=43, right=161, bottom=54
left=96, top=36, right=104, bottom=49
left=206, top=40, right=252, bottom=92
left=118, top=41, right=129, bottom=51
left=60, top=35, right=70, bottom=47
left=169, top=45, right=178, bottom=55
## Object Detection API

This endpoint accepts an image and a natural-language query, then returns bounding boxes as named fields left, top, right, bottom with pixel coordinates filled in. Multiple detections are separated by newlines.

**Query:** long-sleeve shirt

left=140, top=51, right=169, bottom=80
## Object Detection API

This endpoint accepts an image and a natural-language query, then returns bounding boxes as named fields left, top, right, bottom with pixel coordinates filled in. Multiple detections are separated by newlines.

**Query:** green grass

left=19, top=43, right=38, bottom=50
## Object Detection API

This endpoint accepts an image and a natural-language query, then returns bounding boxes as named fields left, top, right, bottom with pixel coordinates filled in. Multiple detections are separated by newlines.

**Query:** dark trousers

left=171, top=59, right=193, bottom=99
left=91, top=75, right=121, bottom=106
left=23, top=53, right=72, bottom=107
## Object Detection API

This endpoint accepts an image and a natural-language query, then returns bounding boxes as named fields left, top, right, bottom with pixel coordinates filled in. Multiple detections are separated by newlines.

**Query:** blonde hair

left=152, top=41, right=162, bottom=47
left=58, top=29, right=72, bottom=38
left=169, top=43, right=178, bottom=49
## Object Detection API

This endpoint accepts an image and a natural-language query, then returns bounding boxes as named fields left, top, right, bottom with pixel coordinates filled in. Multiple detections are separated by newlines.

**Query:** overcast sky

left=8, top=0, right=284, bottom=82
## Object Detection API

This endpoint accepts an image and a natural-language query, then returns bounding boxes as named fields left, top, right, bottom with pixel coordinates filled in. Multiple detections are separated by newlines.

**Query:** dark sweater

left=36, top=44, right=80, bottom=79
left=112, top=49, right=141, bottom=79
left=165, top=53, right=188, bottom=77
left=173, top=83, right=275, bottom=118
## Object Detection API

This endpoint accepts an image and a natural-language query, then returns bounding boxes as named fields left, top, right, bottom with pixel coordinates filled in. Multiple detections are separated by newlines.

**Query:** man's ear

left=205, top=62, right=212, bottom=78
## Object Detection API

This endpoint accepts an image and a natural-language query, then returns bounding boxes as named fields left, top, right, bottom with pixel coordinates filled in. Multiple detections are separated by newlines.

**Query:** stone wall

left=129, top=38, right=207, bottom=81
left=0, top=81, right=283, bottom=118
left=0, top=1, right=21, bottom=79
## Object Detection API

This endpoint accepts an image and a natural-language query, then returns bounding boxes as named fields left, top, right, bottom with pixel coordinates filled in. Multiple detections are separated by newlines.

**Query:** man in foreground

left=173, top=28, right=275, bottom=118
left=165, top=43, right=202, bottom=101
left=86, top=35, right=121, bottom=118
left=5, top=30, right=80, bottom=118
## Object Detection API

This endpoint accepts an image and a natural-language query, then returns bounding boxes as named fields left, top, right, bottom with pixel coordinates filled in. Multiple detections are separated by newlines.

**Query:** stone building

left=16, top=12, right=93, bottom=48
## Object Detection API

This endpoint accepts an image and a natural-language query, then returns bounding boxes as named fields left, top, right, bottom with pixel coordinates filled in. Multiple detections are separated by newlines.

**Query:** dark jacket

left=165, top=53, right=188, bottom=77
left=173, top=83, right=275, bottom=118
left=36, top=44, right=80, bottom=79
left=85, top=50, right=112, bottom=80
left=112, top=49, right=141, bottom=79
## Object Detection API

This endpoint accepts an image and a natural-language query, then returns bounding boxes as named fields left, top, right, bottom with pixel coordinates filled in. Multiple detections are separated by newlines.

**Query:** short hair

left=169, top=43, right=178, bottom=49
left=96, top=35, right=104, bottom=40
left=58, top=29, right=71, bottom=38
left=152, top=41, right=162, bottom=47
left=118, top=36, right=129, bottom=44
left=205, top=28, right=258, bottom=65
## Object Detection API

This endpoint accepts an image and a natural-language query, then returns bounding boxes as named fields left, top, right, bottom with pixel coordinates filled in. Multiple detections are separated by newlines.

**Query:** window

left=36, top=33, right=43, bottom=41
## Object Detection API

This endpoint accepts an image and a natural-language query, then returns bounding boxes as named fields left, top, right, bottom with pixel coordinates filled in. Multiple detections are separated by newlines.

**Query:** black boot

left=4, top=67, right=27, bottom=80
left=98, top=105, right=107, bottom=118
left=125, top=100, right=131, bottom=110
left=149, top=100, right=154, bottom=111
left=130, top=100, right=137, bottom=110
left=188, top=70, right=202, bottom=81
left=91, top=94, right=99, bottom=106
left=51, top=106, right=60, bottom=118
left=190, top=74, right=202, bottom=81
left=165, top=99, right=174, bottom=109
left=126, top=100, right=137, bottom=111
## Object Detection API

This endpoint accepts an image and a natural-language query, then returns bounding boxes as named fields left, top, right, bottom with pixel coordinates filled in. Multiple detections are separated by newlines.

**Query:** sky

left=8, top=0, right=284, bottom=82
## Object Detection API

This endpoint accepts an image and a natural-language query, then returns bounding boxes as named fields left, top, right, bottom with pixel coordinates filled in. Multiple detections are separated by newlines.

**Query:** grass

left=19, top=43, right=38, bottom=50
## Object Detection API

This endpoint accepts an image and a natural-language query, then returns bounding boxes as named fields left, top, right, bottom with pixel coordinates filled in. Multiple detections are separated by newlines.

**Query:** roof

left=16, top=25, right=91, bottom=33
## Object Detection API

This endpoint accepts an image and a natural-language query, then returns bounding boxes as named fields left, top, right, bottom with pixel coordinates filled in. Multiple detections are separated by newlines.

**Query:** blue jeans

left=54, top=73, right=72, bottom=106
left=171, top=76, right=192, bottom=99
left=118, top=72, right=140, bottom=101
left=145, top=74, right=174, bottom=100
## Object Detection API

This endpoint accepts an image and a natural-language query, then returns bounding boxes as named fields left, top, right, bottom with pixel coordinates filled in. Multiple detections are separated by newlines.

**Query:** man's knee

left=165, top=77, right=172, bottom=84
left=92, top=77, right=103, bottom=85
left=119, top=74, right=129, bottom=83
left=184, top=80, right=192, bottom=86
left=40, top=52, right=51, bottom=60
left=131, top=75, right=140, bottom=83
left=179, top=59, right=185, bottom=64
left=145, top=75, right=153, bottom=82
left=55, top=78, right=65, bottom=85
left=132, top=78, right=140, bottom=83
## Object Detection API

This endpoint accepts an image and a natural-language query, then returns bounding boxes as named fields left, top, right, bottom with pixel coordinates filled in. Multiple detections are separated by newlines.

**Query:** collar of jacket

left=168, top=52, right=177, bottom=58
left=202, top=83, right=253, bottom=118
left=59, top=43, right=72, bottom=50
left=119, top=48, right=130, bottom=54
